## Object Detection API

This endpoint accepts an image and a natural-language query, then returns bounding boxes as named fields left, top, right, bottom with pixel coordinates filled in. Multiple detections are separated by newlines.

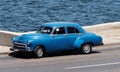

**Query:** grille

left=14, top=43, right=26, bottom=49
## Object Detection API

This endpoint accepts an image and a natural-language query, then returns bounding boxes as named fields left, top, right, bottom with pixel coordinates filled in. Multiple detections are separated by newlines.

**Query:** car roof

left=40, top=22, right=86, bottom=33
left=41, top=22, right=81, bottom=28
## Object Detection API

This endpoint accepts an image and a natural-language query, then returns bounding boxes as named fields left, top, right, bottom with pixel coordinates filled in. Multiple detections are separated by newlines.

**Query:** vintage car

left=10, top=22, right=103, bottom=58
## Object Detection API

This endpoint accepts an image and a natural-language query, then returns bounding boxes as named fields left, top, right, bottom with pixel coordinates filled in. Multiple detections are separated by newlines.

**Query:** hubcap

left=37, top=48, right=43, bottom=57
left=83, top=44, right=91, bottom=53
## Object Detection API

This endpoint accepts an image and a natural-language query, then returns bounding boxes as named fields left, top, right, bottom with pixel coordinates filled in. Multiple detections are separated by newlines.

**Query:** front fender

left=29, top=40, right=46, bottom=51
left=29, top=38, right=52, bottom=52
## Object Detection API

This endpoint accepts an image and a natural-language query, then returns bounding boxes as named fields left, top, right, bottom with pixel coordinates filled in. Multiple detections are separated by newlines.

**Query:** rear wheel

left=34, top=46, right=44, bottom=58
left=80, top=44, right=92, bottom=54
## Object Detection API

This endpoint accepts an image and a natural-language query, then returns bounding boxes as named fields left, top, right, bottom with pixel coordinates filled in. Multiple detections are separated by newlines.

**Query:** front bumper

left=10, top=47, right=28, bottom=52
left=99, top=42, right=104, bottom=45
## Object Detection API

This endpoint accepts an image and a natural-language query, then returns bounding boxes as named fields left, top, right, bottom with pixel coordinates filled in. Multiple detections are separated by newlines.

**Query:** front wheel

left=34, top=46, right=44, bottom=58
left=80, top=44, right=92, bottom=54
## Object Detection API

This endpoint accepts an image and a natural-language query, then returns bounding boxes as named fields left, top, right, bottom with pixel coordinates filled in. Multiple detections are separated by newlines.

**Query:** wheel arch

left=34, top=45, right=46, bottom=53
left=80, top=42, right=94, bottom=49
left=74, top=37, right=94, bottom=49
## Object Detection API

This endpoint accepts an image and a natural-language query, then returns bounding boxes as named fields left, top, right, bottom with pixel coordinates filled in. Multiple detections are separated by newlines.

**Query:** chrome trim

left=13, top=42, right=27, bottom=49
left=12, top=43, right=32, bottom=52
left=14, top=42, right=26, bottom=45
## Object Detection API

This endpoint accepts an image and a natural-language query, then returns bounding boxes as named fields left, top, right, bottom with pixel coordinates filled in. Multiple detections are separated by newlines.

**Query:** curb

left=0, top=52, right=10, bottom=55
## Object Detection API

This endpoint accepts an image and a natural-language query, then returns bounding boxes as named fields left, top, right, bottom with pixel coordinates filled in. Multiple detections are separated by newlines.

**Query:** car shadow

left=9, top=50, right=101, bottom=59
left=9, top=52, right=35, bottom=59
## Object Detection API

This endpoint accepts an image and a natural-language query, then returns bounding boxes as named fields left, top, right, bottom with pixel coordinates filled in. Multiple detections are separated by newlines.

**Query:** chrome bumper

left=10, top=47, right=27, bottom=52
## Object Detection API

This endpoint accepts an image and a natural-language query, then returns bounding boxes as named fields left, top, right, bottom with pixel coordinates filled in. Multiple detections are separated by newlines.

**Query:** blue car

left=10, top=22, right=103, bottom=58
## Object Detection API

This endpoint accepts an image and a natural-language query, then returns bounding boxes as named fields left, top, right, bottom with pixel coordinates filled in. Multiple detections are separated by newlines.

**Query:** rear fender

left=73, top=38, right=84, bottom=49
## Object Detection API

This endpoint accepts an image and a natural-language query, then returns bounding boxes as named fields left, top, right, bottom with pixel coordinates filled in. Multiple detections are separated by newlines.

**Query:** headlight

left=27, top=41, right=31, bottom=46
left=11, top=36, right=19, bottom=43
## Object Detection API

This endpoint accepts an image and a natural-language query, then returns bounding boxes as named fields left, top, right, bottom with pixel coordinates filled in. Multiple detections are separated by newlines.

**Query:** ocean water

left=0, top=0, right=120, bottom=32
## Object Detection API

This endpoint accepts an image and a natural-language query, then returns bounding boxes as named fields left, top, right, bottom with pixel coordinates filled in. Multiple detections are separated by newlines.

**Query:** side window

left=53, top=27, right=65, bottom=34
left=67, top=27, right=79, bottom=34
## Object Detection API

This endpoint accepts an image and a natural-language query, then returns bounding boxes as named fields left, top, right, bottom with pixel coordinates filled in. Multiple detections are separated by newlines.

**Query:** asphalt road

left=0, top=45, right=120, bottom=72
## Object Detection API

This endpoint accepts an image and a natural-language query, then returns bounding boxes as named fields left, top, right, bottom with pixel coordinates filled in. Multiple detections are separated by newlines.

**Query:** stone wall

left=0, top=31, right=19, bottom=46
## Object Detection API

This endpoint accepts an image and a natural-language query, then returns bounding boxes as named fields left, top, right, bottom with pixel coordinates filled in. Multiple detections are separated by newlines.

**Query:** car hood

left=17, top=33, right=48, bottom=42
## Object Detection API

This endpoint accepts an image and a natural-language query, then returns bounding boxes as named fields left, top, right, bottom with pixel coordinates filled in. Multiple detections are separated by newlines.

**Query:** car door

left=66, top=27, right=81, bottom=49
left=52, top=27, right=69, bottom=51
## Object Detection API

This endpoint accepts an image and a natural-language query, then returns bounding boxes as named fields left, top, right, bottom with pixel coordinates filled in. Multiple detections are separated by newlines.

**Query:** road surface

left=0, top=45, right=120, bottom=72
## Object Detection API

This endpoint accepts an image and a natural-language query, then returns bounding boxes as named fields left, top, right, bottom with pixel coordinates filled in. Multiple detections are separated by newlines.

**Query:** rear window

left=67, top=27, right=79, bottom=34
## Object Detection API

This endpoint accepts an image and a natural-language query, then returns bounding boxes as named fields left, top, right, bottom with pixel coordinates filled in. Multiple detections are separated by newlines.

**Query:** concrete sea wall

left=0, top=22, right=120, bottom=46
left=0, top=31, right=19, bottom=46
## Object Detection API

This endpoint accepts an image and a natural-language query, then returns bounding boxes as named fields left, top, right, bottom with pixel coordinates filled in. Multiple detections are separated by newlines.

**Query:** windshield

left=37, top=26, right=53, bottom=34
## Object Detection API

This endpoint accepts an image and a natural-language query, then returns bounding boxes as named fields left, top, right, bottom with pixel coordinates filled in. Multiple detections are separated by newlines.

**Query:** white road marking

left=65, top=62, right=120, bottom=69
